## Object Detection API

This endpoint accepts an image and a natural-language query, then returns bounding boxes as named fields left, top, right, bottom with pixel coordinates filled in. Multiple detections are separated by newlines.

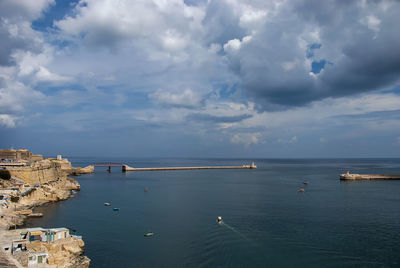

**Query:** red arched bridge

left=94, top=162, right=125, bottom=172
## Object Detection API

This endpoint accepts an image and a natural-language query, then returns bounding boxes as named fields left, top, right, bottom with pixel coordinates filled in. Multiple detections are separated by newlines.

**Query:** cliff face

left=5, top=159, right=93, bottom=186
left=46, top=237, right=90, bottom=268
left=18, top=177, right=80, bottom=207
left=6, top=160, right=65, bottom=186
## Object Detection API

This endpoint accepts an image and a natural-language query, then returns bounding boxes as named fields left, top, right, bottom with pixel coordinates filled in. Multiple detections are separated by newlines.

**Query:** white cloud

left=161, top=30, right=188, bottom=51
left=0, top=0, right=399, bottom=157
left=55, top=0, right=205, bottom=58
left=0, top=67, right=45, bottom=113
left=277, top=136, right=297, bottom=144
left=35, top=66, right=72, bottom=83
left=0, top=0, right=67, bottom=125
left=223, top=35, right=252, bottom=53
left=149, top=88, right=203, bottom=108
left=361, top=15, right=381, bottom=36
left=239, top=9, right=267, bottom=29
left=0, top=0, right=54, bottom=21
left=282, top=60, right=298, bottom=71
left=0, top=114, right=18, bottom=128
left=208, top=43, right=222, bottom=54
left=231, top=132, right=262, bottom=146
left=223, top=38, right=242, bottom=52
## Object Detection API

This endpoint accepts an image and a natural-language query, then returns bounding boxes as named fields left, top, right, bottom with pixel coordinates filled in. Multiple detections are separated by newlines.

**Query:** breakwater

left=122, top=162, right=257, bottom=172
left=340, top=171, right=400, bottom=180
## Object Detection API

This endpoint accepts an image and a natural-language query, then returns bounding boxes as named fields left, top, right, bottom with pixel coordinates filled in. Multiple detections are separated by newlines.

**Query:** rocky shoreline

left=1, top=177, right=80, bottom=230
left=0, top=154, right=93, bottom=267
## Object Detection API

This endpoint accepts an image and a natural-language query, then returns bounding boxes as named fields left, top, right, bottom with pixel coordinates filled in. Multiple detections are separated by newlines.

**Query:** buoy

left=144, top=232, right=154, bottom=237
left=217, top=216, right=222, bottom=223
left=104, top=203, right=111, bottom=206
left=298, top=188, right=305, bottom=193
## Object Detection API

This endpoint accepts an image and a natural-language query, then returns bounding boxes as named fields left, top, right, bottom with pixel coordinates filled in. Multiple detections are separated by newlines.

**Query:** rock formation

left=0, top=156, right=91, bottom=266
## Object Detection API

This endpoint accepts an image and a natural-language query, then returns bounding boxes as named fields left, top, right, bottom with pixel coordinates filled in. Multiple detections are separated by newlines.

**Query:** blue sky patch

left=311, top=60, right=327, bottom=74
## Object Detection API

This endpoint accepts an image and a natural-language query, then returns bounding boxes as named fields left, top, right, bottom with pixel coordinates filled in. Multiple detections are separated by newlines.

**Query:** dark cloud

left=332, top=109, right=400, bottom=120
left=226, top=0, right=400, bottom=111
left=0, top=25, right=44, bottom=67
left=203, top=0, right=247, bottom=45
left=322, top=31, right=400, bottom=97
left=0, top=1, right=50, bottom=66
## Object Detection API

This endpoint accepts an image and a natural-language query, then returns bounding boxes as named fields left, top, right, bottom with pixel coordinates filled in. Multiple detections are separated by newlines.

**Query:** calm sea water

left=26, top=158, right=400, bottom=267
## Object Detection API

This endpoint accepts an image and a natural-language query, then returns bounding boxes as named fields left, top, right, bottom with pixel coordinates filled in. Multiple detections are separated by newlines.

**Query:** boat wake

left=219, top=221, right=249, bottom=241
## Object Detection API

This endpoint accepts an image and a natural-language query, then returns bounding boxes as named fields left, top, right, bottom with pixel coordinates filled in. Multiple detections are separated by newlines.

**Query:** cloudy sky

left=1, top=0, right=400, bottom=158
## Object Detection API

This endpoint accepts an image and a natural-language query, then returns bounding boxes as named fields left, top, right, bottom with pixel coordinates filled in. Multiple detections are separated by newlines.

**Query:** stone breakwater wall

left=340, top=173, right=400, bottom=180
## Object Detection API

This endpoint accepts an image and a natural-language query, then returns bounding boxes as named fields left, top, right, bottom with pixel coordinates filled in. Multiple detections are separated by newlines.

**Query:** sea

left=26, top=158, right=400, bottom=267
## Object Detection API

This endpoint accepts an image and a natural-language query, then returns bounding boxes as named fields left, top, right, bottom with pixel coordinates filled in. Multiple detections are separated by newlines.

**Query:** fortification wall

left=6, top=160, right=65, bottom=185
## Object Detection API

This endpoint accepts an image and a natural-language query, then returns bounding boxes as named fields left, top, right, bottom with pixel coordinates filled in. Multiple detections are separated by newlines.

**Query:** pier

left=94, top=162, right=257, bottom=172
left=340, top=171, right=400, bottom=180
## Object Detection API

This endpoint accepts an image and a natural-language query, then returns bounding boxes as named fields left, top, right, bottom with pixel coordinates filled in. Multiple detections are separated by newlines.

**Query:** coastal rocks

left=53, top=157, right=94, bottom=176
left=17, top=177, right=80, bottom=207
left=44, top=237, right=90, bottom=268
left=14, top=210, right=32, bottom=215
left=0, top=152, right=91, bottom=267
left=68, top=165, right=95, bottom=176
left=0, top=250, right=19, bottom=268
left=1, top=160, right=82, bottom=230
left=11, top=236, right=90, bottom=268
left=0, top=211, right=26, bottom=230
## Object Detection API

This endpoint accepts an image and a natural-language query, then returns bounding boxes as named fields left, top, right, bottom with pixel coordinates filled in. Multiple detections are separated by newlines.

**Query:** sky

left=0, top=0, right=400, bottom=158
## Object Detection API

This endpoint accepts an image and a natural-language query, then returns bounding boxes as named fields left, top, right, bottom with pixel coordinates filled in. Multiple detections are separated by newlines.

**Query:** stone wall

left=6, top=160, right=65, bottom=186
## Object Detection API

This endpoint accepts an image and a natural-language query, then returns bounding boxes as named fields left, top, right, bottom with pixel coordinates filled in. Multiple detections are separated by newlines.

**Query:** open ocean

left=26, top=158, right=400, bottom=267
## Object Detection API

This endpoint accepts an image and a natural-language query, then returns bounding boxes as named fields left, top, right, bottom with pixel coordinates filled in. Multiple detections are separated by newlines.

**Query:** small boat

left=28, top=213, right=43, bottom=217
left=144, top=232, right=154, bottom=237
left=303, top=181, right=309, bottom=185
left=217, top=216, right=222, bottom=223
left=113, top=208, right=120, bottom=211
left=298, top=188, right=305, bottom=193
left=104, top=203, right=111, bottom=206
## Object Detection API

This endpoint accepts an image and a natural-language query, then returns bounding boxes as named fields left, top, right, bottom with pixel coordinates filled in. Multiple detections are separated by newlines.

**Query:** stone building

left=0, top=149, right=43, bottom=162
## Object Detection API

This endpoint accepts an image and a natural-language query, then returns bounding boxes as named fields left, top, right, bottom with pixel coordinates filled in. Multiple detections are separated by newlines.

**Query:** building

left=25, top=227, right=70, bottom=242
left=7, top=227, right=85, bottom=267
left=28, top=252, right=48, bottom=267
left=0, top=149, right=43, bottom=162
